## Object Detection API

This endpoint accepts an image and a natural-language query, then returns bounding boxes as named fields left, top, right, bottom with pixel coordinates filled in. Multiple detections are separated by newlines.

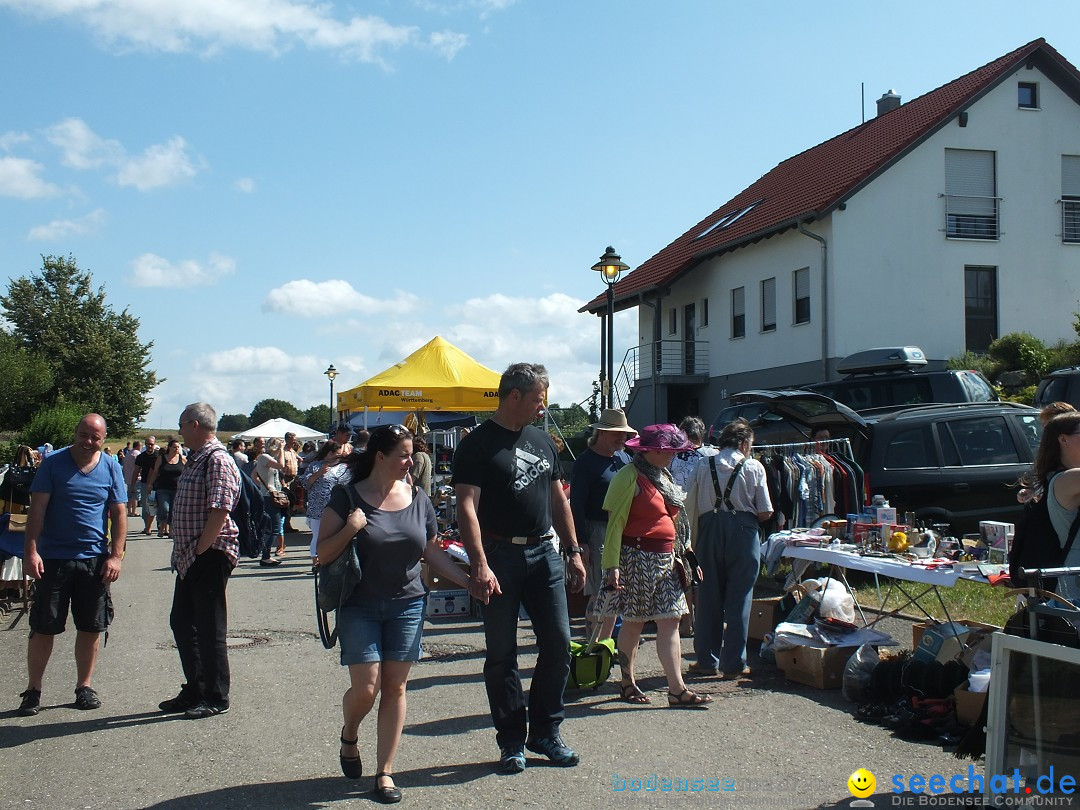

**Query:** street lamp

left=324, top=364, right=338, bottom=431
left=592, top=246, right=628, bottom=409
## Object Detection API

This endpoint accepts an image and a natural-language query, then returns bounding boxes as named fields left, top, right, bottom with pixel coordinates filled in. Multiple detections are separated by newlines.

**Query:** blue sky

left=2, top=1, right=1079, bottom=429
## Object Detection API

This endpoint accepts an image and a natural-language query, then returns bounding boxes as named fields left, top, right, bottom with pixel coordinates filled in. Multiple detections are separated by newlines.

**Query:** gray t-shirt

left=326, top=483, right=438, bottom=602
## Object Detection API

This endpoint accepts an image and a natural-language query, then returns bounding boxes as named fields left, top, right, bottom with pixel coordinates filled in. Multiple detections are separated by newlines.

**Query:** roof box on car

left=836, top=346, right=927, bottom=376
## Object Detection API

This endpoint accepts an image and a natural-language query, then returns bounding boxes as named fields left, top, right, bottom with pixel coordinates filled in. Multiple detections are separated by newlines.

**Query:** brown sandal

left=667, top=688, right=712, bottom=708
left=620, top=681, right=651, bottom=705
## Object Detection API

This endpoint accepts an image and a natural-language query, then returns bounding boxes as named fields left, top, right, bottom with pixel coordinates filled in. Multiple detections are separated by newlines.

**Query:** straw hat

left=590, top=409, right=637, bottom=434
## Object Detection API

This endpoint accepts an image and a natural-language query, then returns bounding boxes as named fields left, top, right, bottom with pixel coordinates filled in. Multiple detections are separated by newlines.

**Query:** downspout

left=797, top=221, right=829, bottom=381
left=639, top=292, right=662, bottom=423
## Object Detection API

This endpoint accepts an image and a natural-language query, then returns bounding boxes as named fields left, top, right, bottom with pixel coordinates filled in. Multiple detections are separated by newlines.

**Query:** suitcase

left=566, top=587, right=617, bottom=691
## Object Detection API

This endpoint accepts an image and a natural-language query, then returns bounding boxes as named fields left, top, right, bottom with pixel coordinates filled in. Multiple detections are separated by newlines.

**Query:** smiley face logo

left=847, top=768, right=876, bottom=798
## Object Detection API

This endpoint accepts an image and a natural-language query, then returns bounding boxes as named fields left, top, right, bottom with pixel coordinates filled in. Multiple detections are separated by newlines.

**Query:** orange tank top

left=622, top=474, right=677, bottom=541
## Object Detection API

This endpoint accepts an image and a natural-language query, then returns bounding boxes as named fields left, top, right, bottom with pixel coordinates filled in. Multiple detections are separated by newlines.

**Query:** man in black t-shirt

left=134, top=436, right=160, bottom=535
left=453, top=362, right=587, bottom=775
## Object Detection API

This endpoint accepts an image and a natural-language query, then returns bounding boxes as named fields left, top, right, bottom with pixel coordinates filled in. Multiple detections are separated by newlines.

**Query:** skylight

left=695, top=200, right=763, bottom=239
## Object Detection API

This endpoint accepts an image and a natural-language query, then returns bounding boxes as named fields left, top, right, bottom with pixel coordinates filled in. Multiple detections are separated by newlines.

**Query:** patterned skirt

left=600, top=546, right=687, bottom=623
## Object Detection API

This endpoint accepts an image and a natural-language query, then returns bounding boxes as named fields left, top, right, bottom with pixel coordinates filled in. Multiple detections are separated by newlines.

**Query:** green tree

left=0, top=255, right=157, bottom=435
left=19, top=401, right=91, bottom=450
left=249, top=398, right=302, bottom=426
left=0, top=331, right=55, bottom=430
left=303, top=404, right=332, bottom=431
left=218, top=413, right=250, bottom=432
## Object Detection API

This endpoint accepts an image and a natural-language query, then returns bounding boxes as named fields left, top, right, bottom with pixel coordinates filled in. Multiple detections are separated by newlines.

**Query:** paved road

left=0, top=524, right=966, bottom=809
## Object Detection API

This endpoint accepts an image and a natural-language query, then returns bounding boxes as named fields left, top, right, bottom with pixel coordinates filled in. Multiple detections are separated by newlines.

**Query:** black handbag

left=315, top=484, right=365, bottom=648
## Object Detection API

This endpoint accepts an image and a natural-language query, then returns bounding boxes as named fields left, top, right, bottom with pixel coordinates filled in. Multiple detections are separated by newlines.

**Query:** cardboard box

left=911, top=620, right=999, bottom=662
left=748, top=596, right=785, bottom=641
left=869, top=507, right=897, bottom=526
left=775, top=645, right=854, bottom=689
left=911, top=620, right=998, bottom=653
left=426, top=589, right=470, bottom=617
left=979, top=520, right=1014, bottom=551
left=954, top=685, right=987, bottom=727
left=422, top=561, right=471, bottom=592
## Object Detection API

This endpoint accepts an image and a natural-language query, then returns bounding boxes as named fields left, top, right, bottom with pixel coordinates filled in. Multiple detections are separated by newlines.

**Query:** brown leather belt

left=622, top=536, right=674, bottom=553
left=487, top=532, right=554, bottom=546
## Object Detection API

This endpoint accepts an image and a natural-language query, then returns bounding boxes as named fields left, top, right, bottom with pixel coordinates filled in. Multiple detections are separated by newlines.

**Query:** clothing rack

left=752, top=437, right=854, bottom=458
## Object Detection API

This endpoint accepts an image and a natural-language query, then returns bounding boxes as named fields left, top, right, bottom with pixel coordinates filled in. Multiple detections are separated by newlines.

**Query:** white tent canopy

left=231, top=418, right=325, bottom=441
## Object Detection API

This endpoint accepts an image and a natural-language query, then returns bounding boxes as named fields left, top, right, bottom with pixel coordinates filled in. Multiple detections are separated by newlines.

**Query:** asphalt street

left=0, top=523, right=968, bottom=810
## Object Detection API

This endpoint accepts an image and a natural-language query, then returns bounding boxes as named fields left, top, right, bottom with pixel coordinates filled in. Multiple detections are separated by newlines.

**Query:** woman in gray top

left=317, top=425, right=470, bottom=802
left=1034, top=411, right=1080, bottom=602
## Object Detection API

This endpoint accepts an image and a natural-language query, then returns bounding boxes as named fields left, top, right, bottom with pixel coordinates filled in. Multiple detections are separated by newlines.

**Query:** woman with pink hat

left=599, top=424, right=712, bottom=708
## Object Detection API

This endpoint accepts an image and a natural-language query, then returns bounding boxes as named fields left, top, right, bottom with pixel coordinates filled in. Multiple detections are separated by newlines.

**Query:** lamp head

left=325, top=364, right=338, bottom=382
left=591, top=246, right=628, bottom=287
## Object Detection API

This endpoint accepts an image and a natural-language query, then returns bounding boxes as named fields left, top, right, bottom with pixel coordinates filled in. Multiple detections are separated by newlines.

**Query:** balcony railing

left=611, top=340, right=711, bottom=407
left=943, top=193, right=1000, bottom=240
left=1063, top=199, right=1080, bottom=243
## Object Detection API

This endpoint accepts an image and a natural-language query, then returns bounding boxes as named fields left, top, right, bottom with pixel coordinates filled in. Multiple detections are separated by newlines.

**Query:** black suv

left=711, top=391, right=1040, bottom=532
left=802, top=346, right=997, bottom=412
left=1034, top=366, right=1080, bottom=411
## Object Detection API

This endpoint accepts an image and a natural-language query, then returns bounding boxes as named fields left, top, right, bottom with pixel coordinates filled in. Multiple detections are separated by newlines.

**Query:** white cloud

left=0, top=131, right=31, bottom=151
left=115, top=136, right=199, bottom=190
left=263, top=279, right=420, bottom=317
left=235, top=177, right=255, bottom=193
left=428, top=30, right=467, bottom=60
left=45, top=118, right=125, bottom=170
left=130, top=251, right=236, bottom=287
left=28, top=208, right=107, bottom=240
left=0, top=0, right=464, bottom=63
left=199, top=346, right=321, bottom=375
left=0, top=156, right=61, bottom=199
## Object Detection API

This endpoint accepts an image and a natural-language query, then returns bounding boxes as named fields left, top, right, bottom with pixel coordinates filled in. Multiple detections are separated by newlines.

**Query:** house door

left=683, top=304, right=696, bottom=374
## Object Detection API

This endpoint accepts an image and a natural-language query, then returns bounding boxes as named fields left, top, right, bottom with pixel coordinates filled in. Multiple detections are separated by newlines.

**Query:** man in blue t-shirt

left=453, top=363, right=587, bottom=775
left=18, top=413, right=127, bottom=717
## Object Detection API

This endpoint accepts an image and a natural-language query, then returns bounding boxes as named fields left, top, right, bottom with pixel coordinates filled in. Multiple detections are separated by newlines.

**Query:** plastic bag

left=816, top=579, right=856, bottom=624
left=759, top=633, right=777, bottom=665
left=842, top=643, right=879, bottom=703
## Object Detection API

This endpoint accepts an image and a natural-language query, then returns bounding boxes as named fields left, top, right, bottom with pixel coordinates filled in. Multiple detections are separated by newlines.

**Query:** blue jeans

left=261, top=495, right=285, bottom=560
left=481, top=538, right=571, bottom=749
left=156, top=488, right=176, bottom=534
left=693, top=510, right=761, bottom=673
left=338, top=596, right=425, bottom=665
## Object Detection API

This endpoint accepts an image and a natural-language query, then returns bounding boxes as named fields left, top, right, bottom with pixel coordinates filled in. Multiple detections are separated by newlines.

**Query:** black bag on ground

left=1008, top=475, right=1080, bottom=591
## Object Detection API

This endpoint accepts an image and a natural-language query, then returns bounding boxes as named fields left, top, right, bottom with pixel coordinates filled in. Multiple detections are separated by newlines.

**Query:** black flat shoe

left=339, top=729, right=362, bottom=780
left=373, top=772, right=402, bottom=804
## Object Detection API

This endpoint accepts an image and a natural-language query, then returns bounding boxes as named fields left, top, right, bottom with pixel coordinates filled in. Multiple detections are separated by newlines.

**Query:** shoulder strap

left=710, top=457, right=747, bottom=513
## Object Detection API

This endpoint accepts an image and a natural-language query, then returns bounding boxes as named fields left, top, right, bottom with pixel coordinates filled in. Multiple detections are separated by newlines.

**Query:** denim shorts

left=338, top=596, right=425, bottom=666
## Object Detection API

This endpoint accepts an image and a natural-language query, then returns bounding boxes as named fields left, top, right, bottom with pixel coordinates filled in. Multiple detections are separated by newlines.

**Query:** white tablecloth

left=782, top=545, right=972, bottom=587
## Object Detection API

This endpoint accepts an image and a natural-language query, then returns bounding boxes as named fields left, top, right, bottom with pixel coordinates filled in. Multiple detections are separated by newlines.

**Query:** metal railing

left=610, top=340, right=710, bottom=409
left=943, top=193, right=1000, bottom=240
left=1063, top=199, right=1080, bottom=243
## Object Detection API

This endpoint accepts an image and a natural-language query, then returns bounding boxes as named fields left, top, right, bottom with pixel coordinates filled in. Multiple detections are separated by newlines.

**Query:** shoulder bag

left=315, top=484, right=365, bottom=648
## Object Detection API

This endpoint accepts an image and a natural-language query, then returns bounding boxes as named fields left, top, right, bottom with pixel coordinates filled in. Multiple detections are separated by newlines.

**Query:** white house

left=583, top=38, right=1080, bottom=427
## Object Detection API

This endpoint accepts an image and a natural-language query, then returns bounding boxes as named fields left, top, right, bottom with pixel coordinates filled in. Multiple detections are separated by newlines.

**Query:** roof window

left=695, top=200, right=763, bottom=240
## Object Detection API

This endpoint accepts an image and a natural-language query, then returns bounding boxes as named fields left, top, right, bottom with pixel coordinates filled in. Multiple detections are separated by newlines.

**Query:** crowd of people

left=15, top=375, right=1080, bottom=804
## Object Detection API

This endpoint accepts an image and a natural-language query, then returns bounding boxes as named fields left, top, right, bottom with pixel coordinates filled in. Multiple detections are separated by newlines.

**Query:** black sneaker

left=525, top=736, right=579, bottom=766
left=159, top=689, right=200, bottom=713
left=185, top=701, right=229, bottom=719
left=74, top=686, right=101, bottom=710
left=497, top=744, right=526, bottom=774
left=17, top=689, right=41, bottom=716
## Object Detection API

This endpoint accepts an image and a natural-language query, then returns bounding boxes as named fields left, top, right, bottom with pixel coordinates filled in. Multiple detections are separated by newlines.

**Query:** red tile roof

left=583, top=38, right=1080, bottom=314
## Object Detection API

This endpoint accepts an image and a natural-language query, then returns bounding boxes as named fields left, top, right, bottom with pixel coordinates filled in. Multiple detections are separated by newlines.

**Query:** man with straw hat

left=570, top=409, right=636, bottom=640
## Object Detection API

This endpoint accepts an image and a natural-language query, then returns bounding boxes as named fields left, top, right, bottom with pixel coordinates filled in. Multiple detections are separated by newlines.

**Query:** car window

left=1039, top=377, right=1069, bottom=404
left=938, top=426, right=960, bottom=467
left=883, top=426, right=937, bottom=469
left=946, top=416, right=1020, bottom=465
left=818, top=377, right=933, bottom=410
left=1016, top=414, right=1042, bottom=455
left=958, top=372, right=995, bottom=402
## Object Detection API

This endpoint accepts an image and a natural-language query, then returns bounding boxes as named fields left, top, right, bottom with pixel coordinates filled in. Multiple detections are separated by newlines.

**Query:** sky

left=2, top=1, right=1080, bottom=430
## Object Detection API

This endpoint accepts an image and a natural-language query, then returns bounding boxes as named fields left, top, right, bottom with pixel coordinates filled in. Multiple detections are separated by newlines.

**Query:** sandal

left=619, top=680, right=651, bottom=705
left=667, top=688, right=713, bottom=708
left=373, top=771, right=402, bottom=804
left=339, top=728, right=362, bottom=779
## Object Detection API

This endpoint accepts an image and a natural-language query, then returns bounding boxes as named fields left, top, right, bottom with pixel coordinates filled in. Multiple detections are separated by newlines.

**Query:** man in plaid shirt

left=160, top=402, right=241, bottom=719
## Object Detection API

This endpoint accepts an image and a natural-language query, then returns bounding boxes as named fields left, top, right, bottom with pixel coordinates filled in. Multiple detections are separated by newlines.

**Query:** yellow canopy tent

left=337, top=336, right=501, bottom=417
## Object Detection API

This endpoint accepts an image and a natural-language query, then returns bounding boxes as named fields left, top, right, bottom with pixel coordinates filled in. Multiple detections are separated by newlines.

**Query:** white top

left=686, top=448, right=773, bottom=545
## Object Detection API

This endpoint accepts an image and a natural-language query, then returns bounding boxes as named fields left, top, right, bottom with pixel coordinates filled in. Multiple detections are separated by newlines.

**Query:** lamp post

left=592, top=246, right=628, bottom=409
left=324, top=364, right=338, bottom=431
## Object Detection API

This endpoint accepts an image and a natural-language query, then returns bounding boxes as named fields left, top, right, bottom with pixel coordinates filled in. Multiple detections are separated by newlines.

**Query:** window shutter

left=795, top=268, right=809, bottom=300
left=761, top=278, right=776, bottom=329
left=1063, top=155, right=1080, bottom=197
left=945, top=149, right=995, bottom=214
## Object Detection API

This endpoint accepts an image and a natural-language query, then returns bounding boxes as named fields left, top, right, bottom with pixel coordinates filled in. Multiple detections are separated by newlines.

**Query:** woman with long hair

left=253, top=437, right=287, bottom=563
left=1028, top=411, right=1080, bottom=601
left=317, top=424, right=471, bottom=802
left=147, top=436, right=185, bottom=538
left=600, top=424, right=712, bottom=708
left=302, top=440, right=352, bottom=571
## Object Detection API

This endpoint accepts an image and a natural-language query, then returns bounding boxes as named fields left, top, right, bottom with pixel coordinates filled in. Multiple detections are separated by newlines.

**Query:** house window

left=1018, top=82, right=1038, bottom=109
left=1062, top=155, right=1080, bottom=243
left=964, top=266, right=997, bottom=353
left=731, top=287, right=745, bottom=339
left=695, top=200, right=764, bottom=240
left=793, top=268, right=810, bottom=325
left=701, top=298, right=709, bottom=327
left=761, top=277, right=776, bottom=332
left=944, top=148, right=998, bottom=239
left=669, top=308, right=677, bottom=335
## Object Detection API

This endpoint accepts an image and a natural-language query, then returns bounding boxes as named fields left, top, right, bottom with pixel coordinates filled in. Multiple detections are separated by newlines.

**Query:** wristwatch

left=565, top=546, right=583, bottom=555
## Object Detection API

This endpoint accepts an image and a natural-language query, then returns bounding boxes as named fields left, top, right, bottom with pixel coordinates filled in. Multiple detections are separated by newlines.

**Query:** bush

left=946, top=351, right=996, bottom=378
left=987, top=332, right=1049, bottom=380
left=1001, top=385, right=1037, bottom=405
left=1046, top=339, right=1080, bottom=372
left=18, top=402, right=92, bottom=450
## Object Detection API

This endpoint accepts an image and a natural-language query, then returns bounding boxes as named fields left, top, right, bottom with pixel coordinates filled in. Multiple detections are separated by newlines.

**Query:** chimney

left=876, top=90, right=901, bottom=117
